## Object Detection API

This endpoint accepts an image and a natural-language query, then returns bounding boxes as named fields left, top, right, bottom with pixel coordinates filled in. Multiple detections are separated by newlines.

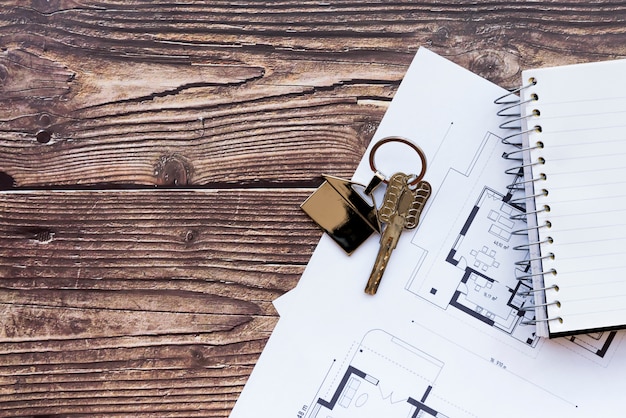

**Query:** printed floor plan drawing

left=444, top=186, right=537, bottom=347
left=308, top=330, right=450, bottom=418
left=403, top=132, right=621, bottom=359
left=405, top=132, right=538, bottom=346
left=557, top=331, right=619, bottom=364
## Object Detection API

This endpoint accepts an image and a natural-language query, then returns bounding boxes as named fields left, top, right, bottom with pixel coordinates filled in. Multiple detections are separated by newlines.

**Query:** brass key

left=365, top=173, right=431, bottom=295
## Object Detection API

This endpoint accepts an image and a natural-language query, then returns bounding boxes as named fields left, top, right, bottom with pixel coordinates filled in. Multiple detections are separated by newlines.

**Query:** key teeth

left=378, top=173, right=408, bottom=223
left=405, top=180, right=432, bottom=228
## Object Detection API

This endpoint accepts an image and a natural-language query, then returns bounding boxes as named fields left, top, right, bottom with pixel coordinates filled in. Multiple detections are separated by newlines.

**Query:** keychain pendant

left=301, top=175, right=381, bottom=254
left=301, top=136, right=430, bottom=257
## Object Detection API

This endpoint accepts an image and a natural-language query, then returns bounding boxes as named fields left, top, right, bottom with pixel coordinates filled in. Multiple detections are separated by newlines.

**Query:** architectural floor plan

left=444, top=187, right=536, bottom=345
left=309, top=330, right=449, bottom=418
left=404, top=131, right=620, bottom=361
left=405, top=133, right=538, bottom=345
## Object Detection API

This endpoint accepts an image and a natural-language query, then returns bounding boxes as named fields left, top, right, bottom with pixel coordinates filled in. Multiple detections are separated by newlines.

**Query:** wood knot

left=469, top=51, right=505, bottom=82
left=35, top=129, right=52, bottom=144
left=183, top=229, right=198, bottom=244
left=37, top=113, right=52, bottom=127
left=154, top=155, right=192, bottom=186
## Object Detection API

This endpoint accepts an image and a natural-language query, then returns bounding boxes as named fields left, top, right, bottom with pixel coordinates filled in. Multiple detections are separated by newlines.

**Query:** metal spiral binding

left=516, top=267, right=557, bottom=283
left=513, top=252, right=555, bottom=280
left=520, top=299, right=563, bottom=326
left=515, top=252, right=554, bottom=267
left=494, top=78, right=540, bottom=146
left=507, top=174, right=546, bottom=192
left=493, top=79, right=537, bottom=106
left=513, top=235, right=553, bottom=251
left=522, top=316, right=563, bottom=326
left=502, top=140, right=543, bottom=161
left=519, top=299, right=560, bottom=312
left=510, top=203, right=549, bottom=221
left=520, top=284, right=559, bottom=297
left=508, top=189, right=548, bottom=206
left=504, top=156, right=544, bottom=176
left=495, top=77, right=562, bottom=327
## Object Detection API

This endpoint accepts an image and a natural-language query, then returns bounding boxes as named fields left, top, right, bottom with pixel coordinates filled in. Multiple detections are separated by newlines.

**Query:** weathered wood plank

left=2, top=2, right=626, bottom=188
left=0, top=189, right=317, bottom=415
left=0, top=189, right=315, bottom=305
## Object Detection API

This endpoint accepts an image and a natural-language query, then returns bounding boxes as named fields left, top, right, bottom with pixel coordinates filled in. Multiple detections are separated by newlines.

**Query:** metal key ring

left=368, top=136, right=427, bottom=186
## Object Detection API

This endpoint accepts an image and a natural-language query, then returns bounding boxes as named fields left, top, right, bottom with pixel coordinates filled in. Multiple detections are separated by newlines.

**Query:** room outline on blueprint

left=399, top=130, right=619, bottom=361
left=307, top=329, right=450, bottom=418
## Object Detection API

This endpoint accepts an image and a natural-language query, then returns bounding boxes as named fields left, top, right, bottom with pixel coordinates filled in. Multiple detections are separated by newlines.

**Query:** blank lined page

left=520, top=58, right=626, bottom=336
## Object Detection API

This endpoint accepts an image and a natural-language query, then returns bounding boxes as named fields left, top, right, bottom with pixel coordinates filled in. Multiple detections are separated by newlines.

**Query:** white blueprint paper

left=231, top=48, right=626, bottom=418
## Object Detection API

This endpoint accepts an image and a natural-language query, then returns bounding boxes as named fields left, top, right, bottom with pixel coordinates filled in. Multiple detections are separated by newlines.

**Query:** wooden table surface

left=1, top=1, right=625, bottom=416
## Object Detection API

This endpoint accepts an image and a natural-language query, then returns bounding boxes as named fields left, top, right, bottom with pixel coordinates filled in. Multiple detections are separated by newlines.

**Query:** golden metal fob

left=301, top=175, right=381, bottom=254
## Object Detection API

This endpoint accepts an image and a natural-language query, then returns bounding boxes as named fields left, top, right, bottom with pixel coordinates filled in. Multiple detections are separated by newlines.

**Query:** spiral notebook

left=498, top=58, right=626, bottom=338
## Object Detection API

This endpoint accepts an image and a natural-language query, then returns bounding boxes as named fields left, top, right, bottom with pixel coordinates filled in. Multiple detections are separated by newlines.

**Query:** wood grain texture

left=2, top=1, right=625, bottom=188
left=0, top=189, right=315, bottom=416
left=1, top=0, right=626, bottom=416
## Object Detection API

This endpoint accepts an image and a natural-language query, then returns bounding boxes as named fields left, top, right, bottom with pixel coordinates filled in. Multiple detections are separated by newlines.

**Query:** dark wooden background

left=1, top=1, right=625, bottom=416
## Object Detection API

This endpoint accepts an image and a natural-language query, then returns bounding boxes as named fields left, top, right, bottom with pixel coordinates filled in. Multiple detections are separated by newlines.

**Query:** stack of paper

left=230, top=48, right=626, bottom=418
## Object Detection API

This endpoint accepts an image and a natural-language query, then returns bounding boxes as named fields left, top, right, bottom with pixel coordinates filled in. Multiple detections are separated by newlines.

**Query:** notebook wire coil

left=513, top=236, right=552, bottom=251
left=495, top=77, right=557, bottom=328
left=519, top=299, right=561, bottom=312
left=520, top=284, right=559, bottom=297
left=522, top=316, right=563, bottom=326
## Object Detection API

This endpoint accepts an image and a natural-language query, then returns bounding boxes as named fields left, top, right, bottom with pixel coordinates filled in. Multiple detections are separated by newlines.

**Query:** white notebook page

left=521, top=58, right=626, bottom=336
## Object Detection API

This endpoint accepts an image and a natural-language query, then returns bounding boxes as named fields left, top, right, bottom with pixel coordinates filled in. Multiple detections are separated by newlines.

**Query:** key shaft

left=364, top=215, right=405, bottom=294
left=364, top=173, right=431, bottom=295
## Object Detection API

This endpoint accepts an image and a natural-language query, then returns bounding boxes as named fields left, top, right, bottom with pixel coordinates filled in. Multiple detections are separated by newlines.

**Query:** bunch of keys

left=301, top=136, right=432, bottom=294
